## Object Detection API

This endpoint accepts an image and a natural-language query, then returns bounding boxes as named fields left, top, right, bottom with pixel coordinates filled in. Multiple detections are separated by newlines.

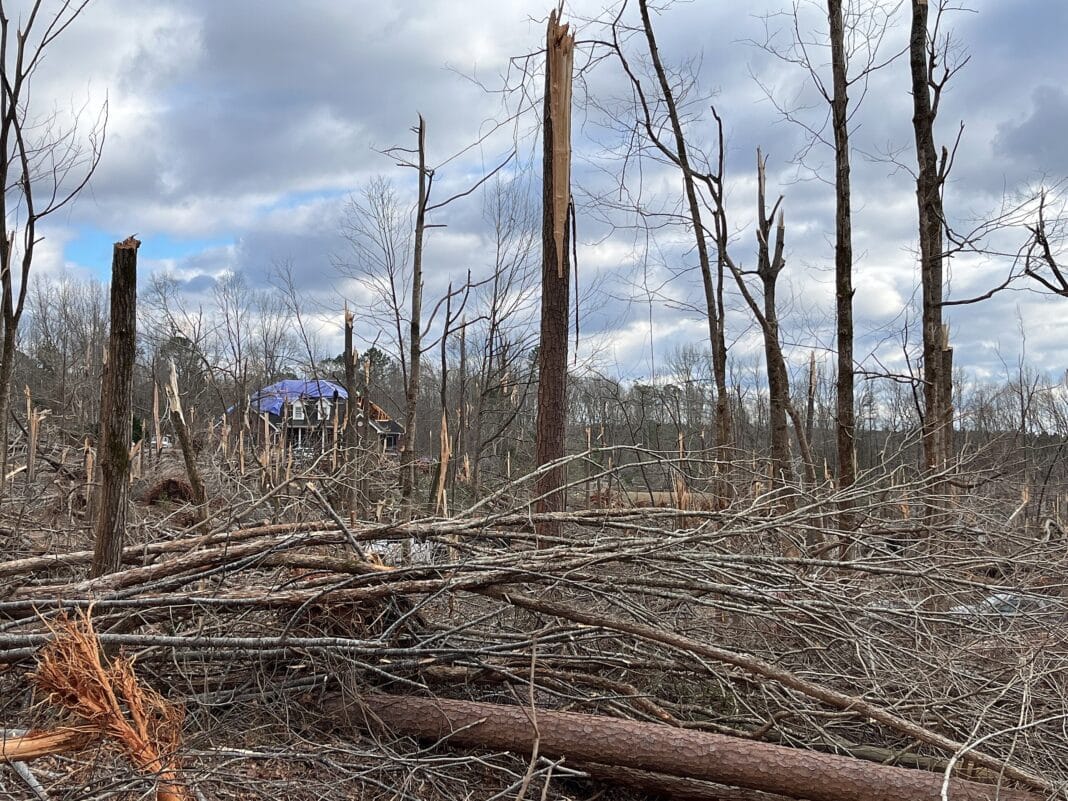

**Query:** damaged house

left=242, top=379, right=403, bottom=454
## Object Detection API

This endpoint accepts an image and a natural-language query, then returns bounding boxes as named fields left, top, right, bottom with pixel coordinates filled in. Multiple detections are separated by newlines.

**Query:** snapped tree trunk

left=90, top=237, right=140, bottom=578
left=165, top=360, right=207, bottom=520
left=337, top=694, right=1036, bottom=801
left=533, top=9, right=574, bottom=540
left=910, top=0, right=949, bottom=471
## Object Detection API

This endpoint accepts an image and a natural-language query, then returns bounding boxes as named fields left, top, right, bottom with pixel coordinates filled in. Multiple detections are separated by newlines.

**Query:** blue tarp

left=248, top=379, right=348, bottom=417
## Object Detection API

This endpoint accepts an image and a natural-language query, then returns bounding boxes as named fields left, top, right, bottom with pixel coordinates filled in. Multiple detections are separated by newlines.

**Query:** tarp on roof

left=249, top=379, right=347, bottom=417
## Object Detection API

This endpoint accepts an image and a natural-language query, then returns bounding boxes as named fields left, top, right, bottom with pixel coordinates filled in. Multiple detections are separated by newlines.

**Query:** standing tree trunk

left=400, top=115, right=428, bottom=521
left=910, top=0, right=949, bottom=471
left=721, top=153, right=816, bottom=490
left=828, top=0, right=857, bottom=495
left=533, top=9, right=574, bottom=541
left=90, top=237, right=140, bottom=578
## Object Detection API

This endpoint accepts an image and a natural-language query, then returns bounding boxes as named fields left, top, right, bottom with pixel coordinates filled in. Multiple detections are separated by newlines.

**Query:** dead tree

left=90, top=238, right=139, bottom=578
left=747, top=1, right=903, bottom=485
left=753, top=154, right=800, bottom=484
left=533, top=8, right=574, bottom=539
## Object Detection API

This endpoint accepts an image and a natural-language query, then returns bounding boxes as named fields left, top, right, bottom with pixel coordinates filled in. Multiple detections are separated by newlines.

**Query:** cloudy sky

left=24, top=0, right=1068, bottom=386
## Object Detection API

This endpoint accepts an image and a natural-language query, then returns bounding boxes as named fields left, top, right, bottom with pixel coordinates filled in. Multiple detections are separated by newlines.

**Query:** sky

left=20, top=0, right=1068, bottom=388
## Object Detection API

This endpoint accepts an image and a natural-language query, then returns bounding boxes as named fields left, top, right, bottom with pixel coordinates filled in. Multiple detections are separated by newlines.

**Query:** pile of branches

left=2, top=450, right=1067, bottom=800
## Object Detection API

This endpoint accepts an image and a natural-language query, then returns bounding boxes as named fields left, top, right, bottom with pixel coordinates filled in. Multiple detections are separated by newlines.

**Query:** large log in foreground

left=342, top=694, right=1036, bottom=801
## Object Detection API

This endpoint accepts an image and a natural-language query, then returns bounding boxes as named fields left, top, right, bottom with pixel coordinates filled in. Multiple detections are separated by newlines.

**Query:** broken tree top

left=116, top=236, right=141, bottom=250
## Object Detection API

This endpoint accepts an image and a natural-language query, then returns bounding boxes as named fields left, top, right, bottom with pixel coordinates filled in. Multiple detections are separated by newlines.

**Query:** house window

left=318, top=397, right=332, bottom=420
left=291, top=401, right=305, bottom=421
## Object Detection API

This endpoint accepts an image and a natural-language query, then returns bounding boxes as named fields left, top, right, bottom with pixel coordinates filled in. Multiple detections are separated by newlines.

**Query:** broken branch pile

left=2, top=455, right=1066, bottom=800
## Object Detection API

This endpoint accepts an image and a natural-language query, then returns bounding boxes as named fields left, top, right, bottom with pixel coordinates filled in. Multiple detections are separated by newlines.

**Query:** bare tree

left=468, top=176, right=539, bottom=489
left=748, top=1, right=905, bottom=489
left=340, top=120, right=512, bottom=520
left=609, top=0, right=733, bottom=456
left=0, top=0, right=105, bottom=488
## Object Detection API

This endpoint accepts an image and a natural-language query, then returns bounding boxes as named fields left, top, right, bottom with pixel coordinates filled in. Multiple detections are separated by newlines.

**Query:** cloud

left=993, top=86, right=1068, bottom=178
left=19, top=0, right=1068, bottom=385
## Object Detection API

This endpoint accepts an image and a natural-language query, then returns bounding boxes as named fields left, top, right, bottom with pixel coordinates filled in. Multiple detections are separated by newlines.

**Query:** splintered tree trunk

left=165, top=360, right=207, bottom=519
left=829, top=0, right=857, bottom=497
left=910, top=0, right=948, bottom=472
left=90, top=237, right=140, bottom=577
left=429, top=287, right=452, bottom=514
left=341, top=694, right=1035, bottom=801
left=533, top=9, right=574, bottom=541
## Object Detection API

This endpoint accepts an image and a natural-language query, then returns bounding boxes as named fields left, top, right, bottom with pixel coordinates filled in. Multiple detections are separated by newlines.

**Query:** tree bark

left=533, top=10, right=574, bottom=541
left=90, top=237, right=139, bottom=578
left=339, top=694, right=1035, bottom=801
left=910, top=0, right=949, bottom=471
left=828, top=0, right=857, bottom=496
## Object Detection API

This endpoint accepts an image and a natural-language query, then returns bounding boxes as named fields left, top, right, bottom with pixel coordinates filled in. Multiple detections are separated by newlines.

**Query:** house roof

left=369, top=418, right=405, bottom=435
left=249, top=379, right=347, bottom=417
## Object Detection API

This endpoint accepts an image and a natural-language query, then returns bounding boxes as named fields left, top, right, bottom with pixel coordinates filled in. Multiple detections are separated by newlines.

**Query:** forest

left=2, top=1, right=1068, bottom=800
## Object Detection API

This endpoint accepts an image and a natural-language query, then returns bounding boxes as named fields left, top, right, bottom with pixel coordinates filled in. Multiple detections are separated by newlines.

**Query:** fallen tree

left=340, top=693, right=1036, bottom=801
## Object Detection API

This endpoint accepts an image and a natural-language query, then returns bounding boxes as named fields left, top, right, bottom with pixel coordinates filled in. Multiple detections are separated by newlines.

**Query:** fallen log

left=477, top=587, right=1052, bottom=794
left=337, top=693, right=1037, bottom=801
